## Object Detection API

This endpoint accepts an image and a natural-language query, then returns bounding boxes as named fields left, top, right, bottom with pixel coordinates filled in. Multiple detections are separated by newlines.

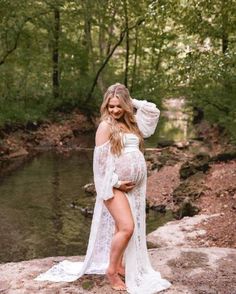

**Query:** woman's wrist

left=131, top=98, right=147, bottom=109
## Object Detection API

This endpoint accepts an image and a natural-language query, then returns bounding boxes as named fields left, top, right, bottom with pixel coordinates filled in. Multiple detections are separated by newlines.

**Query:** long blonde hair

left=100, top=83, right=144, bottom=155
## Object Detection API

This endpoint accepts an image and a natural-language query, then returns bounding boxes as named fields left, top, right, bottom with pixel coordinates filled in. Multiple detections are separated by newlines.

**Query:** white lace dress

left=35, top=99, right=172, bottom=294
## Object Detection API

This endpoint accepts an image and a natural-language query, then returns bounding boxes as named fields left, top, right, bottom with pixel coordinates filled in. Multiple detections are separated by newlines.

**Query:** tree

left=0, top=0, right=235, bottom=142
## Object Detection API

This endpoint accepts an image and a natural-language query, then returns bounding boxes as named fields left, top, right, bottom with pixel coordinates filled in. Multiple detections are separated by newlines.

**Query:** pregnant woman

left=35, top=83, right=171, bottom=294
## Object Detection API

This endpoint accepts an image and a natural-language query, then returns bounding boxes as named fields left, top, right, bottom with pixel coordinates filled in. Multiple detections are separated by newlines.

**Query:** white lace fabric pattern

left=35, top=100, right=172, bottom=293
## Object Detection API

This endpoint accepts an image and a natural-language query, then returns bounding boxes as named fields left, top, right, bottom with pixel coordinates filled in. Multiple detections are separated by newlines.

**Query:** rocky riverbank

left=1, top=213, right=236, bottom=293
left=0, top=110, right=95, bottom=178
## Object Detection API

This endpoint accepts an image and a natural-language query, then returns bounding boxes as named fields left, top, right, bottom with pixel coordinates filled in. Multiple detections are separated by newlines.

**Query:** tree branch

left=0, top=26, right=22, bottom=66
left=85, top=18, right=145, bottom=103
left=197, top=96, right=230, bottom=114
left=0, top=11, right=50, bottom=66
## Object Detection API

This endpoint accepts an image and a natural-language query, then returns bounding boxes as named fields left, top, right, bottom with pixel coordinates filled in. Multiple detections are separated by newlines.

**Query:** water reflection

left=0, top=151, right=94, bottom=263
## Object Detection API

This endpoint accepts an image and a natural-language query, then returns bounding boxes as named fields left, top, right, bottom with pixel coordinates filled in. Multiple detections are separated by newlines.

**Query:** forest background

left=0, top=0, right=235, bottom=142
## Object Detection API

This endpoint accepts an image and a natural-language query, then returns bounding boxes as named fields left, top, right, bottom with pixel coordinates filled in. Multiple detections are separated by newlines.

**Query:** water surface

left=0, top=151, right=94, bottom=262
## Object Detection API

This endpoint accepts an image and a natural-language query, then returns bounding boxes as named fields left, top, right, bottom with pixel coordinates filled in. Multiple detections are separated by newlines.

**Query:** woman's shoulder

left=95, top=120, right=111, bottom=146
left=97, top=119, right=112, bottom=132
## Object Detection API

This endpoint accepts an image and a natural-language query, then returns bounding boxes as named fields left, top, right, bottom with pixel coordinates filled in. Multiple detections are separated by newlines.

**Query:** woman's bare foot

left=117, top=266, right=125, bottom=278
left=106, top=269, right=126, bottom=291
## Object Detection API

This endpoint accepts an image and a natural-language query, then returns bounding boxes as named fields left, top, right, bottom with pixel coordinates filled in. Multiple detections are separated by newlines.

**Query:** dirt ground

left=194, top=160, right=236, bottom=248
left=147, top=158, right=236, bottom=249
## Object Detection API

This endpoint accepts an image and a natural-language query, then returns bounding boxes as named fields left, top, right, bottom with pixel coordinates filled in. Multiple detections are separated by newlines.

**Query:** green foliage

left=0, top=96, right=52, bottom=126
left=0, top=0, right=235, bottom=142
left=185, top=51, right=236, bottom=141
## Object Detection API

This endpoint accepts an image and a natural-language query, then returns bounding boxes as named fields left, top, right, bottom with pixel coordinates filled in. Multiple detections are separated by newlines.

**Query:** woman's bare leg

left=115, top=224, right=125, bottom=277
left=104, top=189, right=134, bottom=290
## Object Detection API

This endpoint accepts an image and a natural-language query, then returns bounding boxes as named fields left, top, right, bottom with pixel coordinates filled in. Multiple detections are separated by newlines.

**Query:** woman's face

left=108, top=97, right=125, bottom=120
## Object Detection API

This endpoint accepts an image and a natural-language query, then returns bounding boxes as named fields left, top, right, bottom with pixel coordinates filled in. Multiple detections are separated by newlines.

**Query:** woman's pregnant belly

left=114, top=151, right=146, bottom=185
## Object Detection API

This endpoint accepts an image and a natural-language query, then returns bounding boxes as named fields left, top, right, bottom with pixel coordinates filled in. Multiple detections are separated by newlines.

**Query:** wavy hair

left=100, top=83, right=144, bottom=156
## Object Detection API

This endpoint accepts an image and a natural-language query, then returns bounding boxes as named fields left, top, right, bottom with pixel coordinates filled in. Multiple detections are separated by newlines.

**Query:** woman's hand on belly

left=116, top=180, right=135, bottom=193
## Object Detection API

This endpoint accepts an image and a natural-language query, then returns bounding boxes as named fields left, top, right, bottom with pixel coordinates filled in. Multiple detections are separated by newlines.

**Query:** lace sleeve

left=93, top=141, right=118, bottom=201
left=132, top=98, right=160, bottom=138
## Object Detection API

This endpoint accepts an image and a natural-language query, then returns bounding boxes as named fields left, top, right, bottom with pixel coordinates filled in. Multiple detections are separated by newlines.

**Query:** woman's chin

left=114, top=115, right=124, bottom=121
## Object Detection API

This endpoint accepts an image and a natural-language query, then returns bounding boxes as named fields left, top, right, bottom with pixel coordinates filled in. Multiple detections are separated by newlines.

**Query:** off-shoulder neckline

left=95, top=140, right=110, bottom=149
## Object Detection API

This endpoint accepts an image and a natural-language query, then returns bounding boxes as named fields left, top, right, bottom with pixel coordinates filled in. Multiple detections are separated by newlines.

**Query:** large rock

left=147, top=214, right=220, bottom=248
left=174, top=197, right=200, bottom=219
left=1, top=245, right=236, bottom=293
left=145, top=148, right=181, bottom=169
left=157, top=140, right=175, bottom=148
left=211, top=150, right=236, bottom=162
left=8, top=147, right=29, bottom=159
left=83, top=183, right=96, bottom=196
left=180, top=152, right=210, bottom=180
left=172, top=172, right=206, bottom=205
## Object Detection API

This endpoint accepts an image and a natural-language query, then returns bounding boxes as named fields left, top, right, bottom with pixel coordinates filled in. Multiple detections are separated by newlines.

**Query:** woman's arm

left=132, top=98, right=160, bottom=138
left=95, top=121, right=110, bottom=146
left=94, top=121, right=134, bottom=194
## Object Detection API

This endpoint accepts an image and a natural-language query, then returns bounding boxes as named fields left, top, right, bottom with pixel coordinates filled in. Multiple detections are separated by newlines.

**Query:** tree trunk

left=123, top=0, right=129, bottom=87
left=221, top=0, right=229, bottom=54
left=155, top=38, right=164, bottom=71
left=130, top=27, right=138, bottom=94
left=52, top=7, right=60, bottom=99
left=106, top=9, right=117, bottom=55
left=83, top=0, right=94, bottom=72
